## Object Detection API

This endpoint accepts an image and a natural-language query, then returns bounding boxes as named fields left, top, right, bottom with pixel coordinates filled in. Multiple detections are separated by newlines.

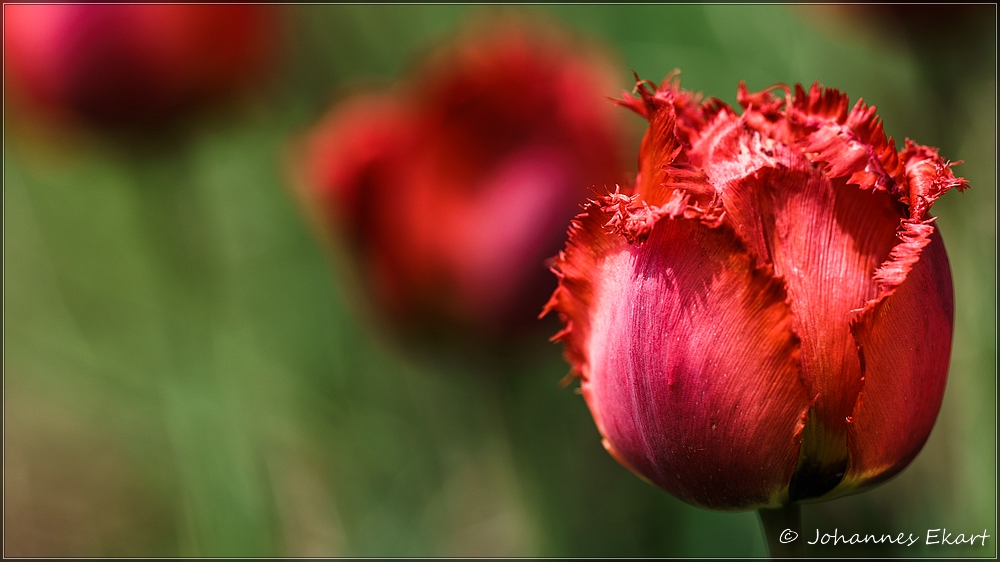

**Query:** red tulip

left=544, top=74, right=967, bottom=510
left=303, top=22, right=628, bottom=336
left=3, top=4, right=278, bottom=129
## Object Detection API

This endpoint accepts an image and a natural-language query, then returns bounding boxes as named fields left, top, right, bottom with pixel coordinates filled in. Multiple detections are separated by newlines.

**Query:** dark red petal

left=546, top=194, right=810, bottom=510
left=839, top=227, right=953, bottom=493
left=717, top=84, right=967, bottom=499
left=829, top=141, right=966, bottom=494
left=690, top=117, right=905, bottom=494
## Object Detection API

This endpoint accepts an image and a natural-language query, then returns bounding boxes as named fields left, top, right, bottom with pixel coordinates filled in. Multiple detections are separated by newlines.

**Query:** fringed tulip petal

left=839, top=228, right=953, bottom=494
left=617, top=79, right=716, bottom=206
left=548, top=194, right=811, bottom=510
left=692, top=120, right=906, bottom=499
left=835, top=143, right=966, bottom=494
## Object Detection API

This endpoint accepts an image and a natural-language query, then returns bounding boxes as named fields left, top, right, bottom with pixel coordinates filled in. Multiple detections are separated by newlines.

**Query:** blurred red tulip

left=3, top=4, right=278, bottom=129
left=303, top=22, right=629, bottom=337
left=544, top=74, right=967, bottom=509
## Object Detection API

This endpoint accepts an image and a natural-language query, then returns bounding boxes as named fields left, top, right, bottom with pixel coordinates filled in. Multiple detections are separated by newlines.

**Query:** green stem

left=758, top=503, right=804, bottom=558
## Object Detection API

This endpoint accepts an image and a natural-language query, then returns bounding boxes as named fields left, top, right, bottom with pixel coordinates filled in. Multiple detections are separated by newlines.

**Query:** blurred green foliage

left=4, top=5, right=995, bottom=557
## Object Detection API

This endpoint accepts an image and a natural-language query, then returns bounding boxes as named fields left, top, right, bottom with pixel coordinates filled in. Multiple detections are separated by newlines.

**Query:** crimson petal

left=546, top=194, right=811, bottom=509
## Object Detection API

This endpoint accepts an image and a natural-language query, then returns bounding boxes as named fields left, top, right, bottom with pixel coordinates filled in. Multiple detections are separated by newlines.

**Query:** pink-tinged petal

left=839, top=227, right=953, bottom=493
left=541, top=192, right=635, bottom=378
left=546, top=193, right=810, bottom=510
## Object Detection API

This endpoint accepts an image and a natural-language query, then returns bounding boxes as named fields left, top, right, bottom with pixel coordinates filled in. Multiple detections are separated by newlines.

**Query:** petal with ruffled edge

left=698, top=120, right=906, bottom=499
left=616, top=75, right=726, bottom=208
left=834, top=227, right=953, bottom=494
left=834, top=142, right=966, bottom=495
left=545, top=193, right=811, bottom=510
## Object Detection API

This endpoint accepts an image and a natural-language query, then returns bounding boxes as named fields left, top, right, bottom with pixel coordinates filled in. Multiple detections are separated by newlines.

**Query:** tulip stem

left=758, top=504, right=804, bottom=558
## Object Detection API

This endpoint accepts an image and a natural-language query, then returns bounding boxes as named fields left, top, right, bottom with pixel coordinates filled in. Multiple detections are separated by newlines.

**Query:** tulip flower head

left=544, top=73, right=967, bottom=510
left=3, top=4, right=278, bottom=129
left=304, top=23, right=628, bottom=338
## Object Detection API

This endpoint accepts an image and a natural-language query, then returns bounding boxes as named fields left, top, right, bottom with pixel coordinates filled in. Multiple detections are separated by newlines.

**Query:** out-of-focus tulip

left=544, top=74, right=967, bottom=510
left=3, top=5, right=278, bottom=129
left=303, top=22, right=629, bottom=337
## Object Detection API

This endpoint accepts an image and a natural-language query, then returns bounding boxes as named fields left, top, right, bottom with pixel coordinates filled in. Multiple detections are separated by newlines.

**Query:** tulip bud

left=303, top=21, right=629, bottom=337
left=3, top=5, right=278, bottom=129
left=544, top=74, right=967, bottom=510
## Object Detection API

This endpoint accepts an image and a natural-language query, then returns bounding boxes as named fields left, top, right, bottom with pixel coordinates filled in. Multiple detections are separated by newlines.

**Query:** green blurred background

left=4, top=5, right=995, bottom=557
